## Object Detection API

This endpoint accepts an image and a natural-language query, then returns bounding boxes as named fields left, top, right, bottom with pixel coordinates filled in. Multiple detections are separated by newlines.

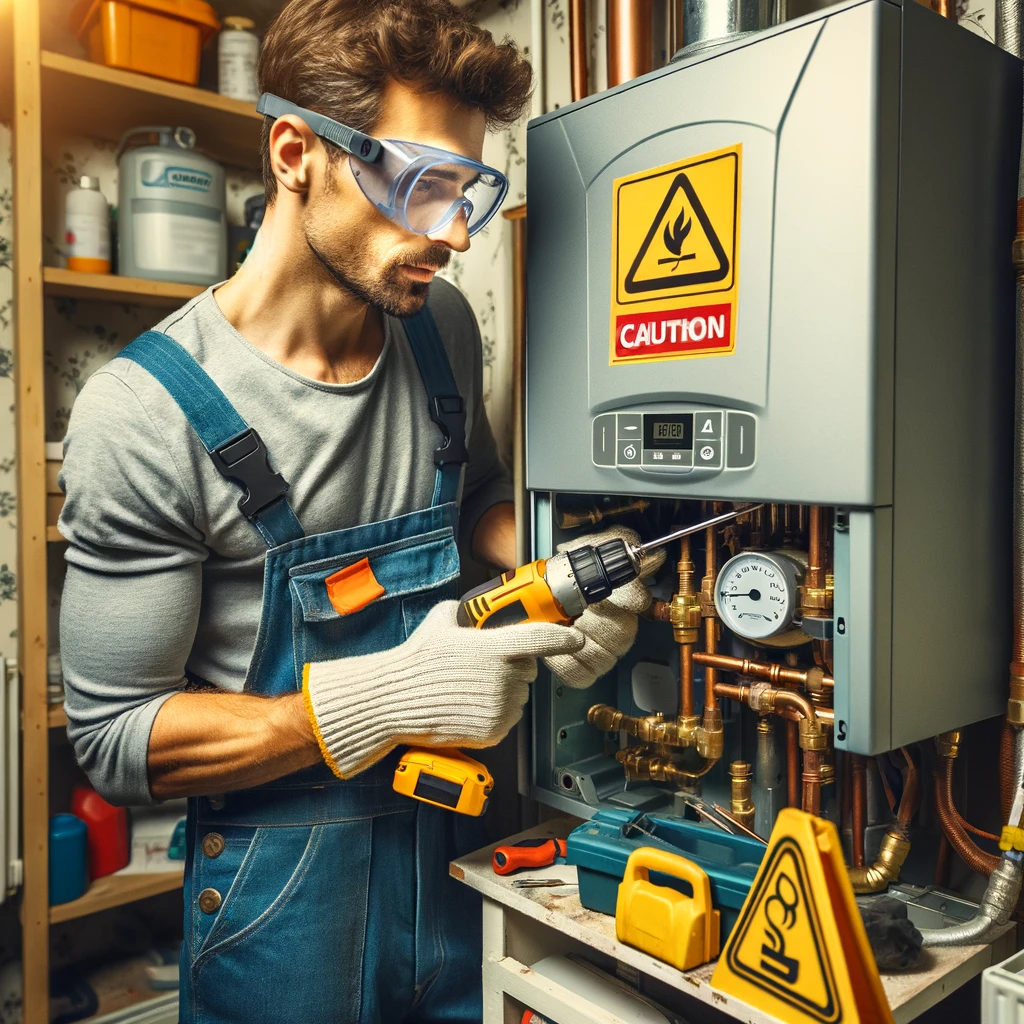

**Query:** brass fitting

left=729, top=761, right=755, bottom=828
left=847, top=829, right=911, bottom=894
left=799, top=715, right=829, bottom=752
left=799, top=586, right=833, bottom=616
left=696, top=704, right=724, bottom=760
left=669, top=592, right=702, bottom=644
left=616, top=746, right=716, bottom=784
left=1009, top=667, right=1024, bottom=726
left=586, top=705, right=699, bottom=748
left=936, top=730, right=961, bottom=759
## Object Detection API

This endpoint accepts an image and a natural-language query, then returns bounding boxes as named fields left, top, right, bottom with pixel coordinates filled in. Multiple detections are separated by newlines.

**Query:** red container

left=71, top=786, right=130, bottom=879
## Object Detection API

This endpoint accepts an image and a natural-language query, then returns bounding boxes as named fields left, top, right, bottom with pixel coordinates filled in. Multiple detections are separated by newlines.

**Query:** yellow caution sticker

left=610, top=144, right=741, bottom=366
left=711, top=809, right=894, bottom=1024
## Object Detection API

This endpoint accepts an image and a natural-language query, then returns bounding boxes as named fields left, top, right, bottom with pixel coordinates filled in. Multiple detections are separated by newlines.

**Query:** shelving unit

left=44, top=268, right=204, bottom=308
left=50, top=869, right=185, bottom=925
left=11, top=6, right=260, bottom=1020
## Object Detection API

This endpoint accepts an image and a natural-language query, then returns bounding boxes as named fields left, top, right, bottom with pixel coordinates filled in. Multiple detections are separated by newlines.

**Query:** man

left=60, top=2, right=655, bottom=1022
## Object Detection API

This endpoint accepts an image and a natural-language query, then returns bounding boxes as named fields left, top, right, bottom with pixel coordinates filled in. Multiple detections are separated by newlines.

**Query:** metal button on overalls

left=119, top=306, right=484, bottom=1024
left=198, top=888, right=222, bottom=914
left=201, top=833, right=224, bottom=858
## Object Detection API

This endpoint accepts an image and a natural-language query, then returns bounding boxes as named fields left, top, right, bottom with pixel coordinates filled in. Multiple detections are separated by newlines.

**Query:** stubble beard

left=305, top=232, right=451, bottom=319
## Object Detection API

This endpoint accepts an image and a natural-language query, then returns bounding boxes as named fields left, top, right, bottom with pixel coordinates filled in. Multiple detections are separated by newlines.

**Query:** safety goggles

left=257, top=93, right=509, bottom=237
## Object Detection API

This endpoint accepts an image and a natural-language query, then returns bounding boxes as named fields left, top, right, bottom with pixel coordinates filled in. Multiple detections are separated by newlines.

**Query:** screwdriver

left=457, top=504, right=763, bottom=629
left=492, top=837, right=568, bottom=875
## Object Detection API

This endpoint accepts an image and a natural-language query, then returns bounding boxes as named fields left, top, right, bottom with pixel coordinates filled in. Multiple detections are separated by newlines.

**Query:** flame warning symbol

left=659, top=206, right=696, bottom=269
left=623, top=168, right=732, bottom=296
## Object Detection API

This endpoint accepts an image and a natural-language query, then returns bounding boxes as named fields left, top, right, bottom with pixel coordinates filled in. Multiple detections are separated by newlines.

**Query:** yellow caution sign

left=711, top=809, right=894, bottom=1024
left=610, top=144, right=741, bottom=366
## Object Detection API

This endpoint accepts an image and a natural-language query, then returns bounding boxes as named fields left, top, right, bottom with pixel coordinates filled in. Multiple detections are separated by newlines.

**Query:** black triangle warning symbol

left=624, top=173, right=730, bottom=295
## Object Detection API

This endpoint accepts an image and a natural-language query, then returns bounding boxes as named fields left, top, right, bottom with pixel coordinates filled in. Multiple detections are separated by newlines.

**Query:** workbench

left=451, top=818, right=1016, bottom=1024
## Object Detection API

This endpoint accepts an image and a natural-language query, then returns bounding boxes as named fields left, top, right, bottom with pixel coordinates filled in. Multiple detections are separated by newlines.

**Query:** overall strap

left=118, top=330, right=305, bottom=548
left=401, top=306, right=467, bottom=507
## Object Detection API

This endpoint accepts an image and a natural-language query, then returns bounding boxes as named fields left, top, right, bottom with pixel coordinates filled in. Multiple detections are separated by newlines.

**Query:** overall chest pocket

left=288, top=530, right=460, bottom=680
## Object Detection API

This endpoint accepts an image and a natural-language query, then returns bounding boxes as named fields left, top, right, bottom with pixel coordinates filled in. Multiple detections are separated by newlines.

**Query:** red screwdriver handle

left=492, top=837, right=567, bottom=875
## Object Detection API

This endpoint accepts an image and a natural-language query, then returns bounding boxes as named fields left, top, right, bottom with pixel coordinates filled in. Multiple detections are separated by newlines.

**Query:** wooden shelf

left=46, top=526, right=65, bottom=542
left=40, top=51, right=263, bottom=169
left=50, top=869, right=184, bottom=924
left=47, top=703, right=67, bottom=729
left=44, top=267, right=204, bottom=308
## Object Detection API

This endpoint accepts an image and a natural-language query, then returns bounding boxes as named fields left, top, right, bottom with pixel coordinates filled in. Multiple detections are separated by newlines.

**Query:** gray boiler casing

left=525, top=0, right=1021, bottom=755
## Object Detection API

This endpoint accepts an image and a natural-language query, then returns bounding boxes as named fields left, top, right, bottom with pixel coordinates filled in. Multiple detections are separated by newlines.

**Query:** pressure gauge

left=715, top=551, right=803, bottom=640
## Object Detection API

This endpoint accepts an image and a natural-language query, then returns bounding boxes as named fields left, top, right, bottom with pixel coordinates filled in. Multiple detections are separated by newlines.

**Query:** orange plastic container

left=71, top=0, right=220, bottom=85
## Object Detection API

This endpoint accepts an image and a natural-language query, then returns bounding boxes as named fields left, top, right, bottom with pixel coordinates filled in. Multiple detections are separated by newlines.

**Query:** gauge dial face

left=715, top=552, right=799, bottom=640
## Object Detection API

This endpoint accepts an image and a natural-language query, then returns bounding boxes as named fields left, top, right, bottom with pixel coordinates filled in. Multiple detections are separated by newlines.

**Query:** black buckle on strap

left=210, top=429, right=289, bottom=519
left=431, top=396, right=468, bottom=468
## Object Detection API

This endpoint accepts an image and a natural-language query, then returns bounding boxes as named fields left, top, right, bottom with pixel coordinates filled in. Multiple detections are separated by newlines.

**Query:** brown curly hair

left=258, top=0, right=534, bottom=201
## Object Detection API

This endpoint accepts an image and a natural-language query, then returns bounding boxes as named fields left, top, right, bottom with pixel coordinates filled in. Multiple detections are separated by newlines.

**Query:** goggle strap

left=256, top=93, right=382, bottom=163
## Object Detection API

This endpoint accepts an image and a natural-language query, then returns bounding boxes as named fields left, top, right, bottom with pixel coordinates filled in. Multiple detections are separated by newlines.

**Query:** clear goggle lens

left=351, top=140, right=507, bottom=237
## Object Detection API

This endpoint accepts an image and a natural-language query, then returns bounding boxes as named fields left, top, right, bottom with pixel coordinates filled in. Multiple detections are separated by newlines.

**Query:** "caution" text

left=614, top=303, right=732, bottom=361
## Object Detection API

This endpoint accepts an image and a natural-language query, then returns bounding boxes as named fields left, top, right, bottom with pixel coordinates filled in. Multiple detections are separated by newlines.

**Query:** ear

left=268, top=114, right=321, bottom=196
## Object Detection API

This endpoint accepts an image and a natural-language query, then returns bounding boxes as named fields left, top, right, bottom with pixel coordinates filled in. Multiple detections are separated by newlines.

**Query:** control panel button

left=694, top=412, right=723, bottom=439
left=592, top=414, right=616, bottom=466
left=618, top=439, right=641, bottom=465
left=643, top=449, right=692, bottom=469
left=726, top=412, right=757, bottom=469
left=617, top=413, right=642, bottom=440
left=695, top=440, right=722, bottom=468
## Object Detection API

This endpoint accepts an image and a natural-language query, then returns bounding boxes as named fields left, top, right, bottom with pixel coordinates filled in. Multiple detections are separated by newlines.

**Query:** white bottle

left=65, top=176, right=111, bottom=274
left=218, top=17, right=260, bottom=103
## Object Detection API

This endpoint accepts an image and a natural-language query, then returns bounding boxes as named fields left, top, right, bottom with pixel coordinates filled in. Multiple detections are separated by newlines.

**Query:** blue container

left=49, top=813, right=88, bottom=906
left=567, top=808, right=765, bottom=939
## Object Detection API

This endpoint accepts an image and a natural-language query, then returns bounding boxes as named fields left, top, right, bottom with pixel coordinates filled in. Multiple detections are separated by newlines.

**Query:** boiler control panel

left=591, top=410, right=757, bottom=474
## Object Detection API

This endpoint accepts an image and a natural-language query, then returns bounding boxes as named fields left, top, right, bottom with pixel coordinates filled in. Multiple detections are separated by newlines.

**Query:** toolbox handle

left=621, top=846, right=712, bottom=910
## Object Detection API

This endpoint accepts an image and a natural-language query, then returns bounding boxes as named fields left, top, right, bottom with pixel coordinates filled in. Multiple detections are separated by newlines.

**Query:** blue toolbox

left=566, top=809, right=765, bottom=940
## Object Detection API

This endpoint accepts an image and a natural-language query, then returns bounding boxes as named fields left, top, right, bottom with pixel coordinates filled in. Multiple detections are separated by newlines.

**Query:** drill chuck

left=565, top=538, right=639, bottom=606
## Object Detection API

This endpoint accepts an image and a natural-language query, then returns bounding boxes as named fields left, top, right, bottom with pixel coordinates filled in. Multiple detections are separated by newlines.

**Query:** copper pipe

left=851, top=754, right=867, bottom=867
left=681, top=644, right=695, bottom=719
left=934, top=756, right=999, bottom=876
left=897, top=747, right=921, bottom=831
left=607, top=0, right=653, bottom=87
left=787, top=720, right=799, bottom=808
left=802, top=750, right=824, bottom=816
left=712, top=681, right=818, bottom=724
left=841, top=752, right=852, bottom=839
left=679, top=536, right=696, bottom=718
left=769, top=504, right=780, bottom=546
left=935, top=835, right=952, bottom=887
left=807, top=505, right=825, bottom=591
left=774, top=704, right=833, bottom=727
left=703, top=524, right=719, bottom=710
left=569, top=0, right=588, bottom=102
left=693, top=652, right=833, bottom=690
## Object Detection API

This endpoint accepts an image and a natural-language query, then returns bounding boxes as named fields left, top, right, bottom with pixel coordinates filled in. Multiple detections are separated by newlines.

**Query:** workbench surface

left=452, top=817, right=1015, bottom=1024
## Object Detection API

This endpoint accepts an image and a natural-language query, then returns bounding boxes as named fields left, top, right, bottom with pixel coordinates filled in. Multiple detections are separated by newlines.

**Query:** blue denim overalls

left=119, top=307, right=484, bottom=1024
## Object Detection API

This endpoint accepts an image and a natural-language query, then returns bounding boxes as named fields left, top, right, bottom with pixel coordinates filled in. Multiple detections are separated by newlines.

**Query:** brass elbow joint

left=847, top=829, right=911, bottom=894
left=799, top=716, right=828, bottom=752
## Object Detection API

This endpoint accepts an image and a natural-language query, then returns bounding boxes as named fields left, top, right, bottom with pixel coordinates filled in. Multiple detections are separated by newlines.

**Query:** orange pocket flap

left=325, top=558, right=386, bottom=616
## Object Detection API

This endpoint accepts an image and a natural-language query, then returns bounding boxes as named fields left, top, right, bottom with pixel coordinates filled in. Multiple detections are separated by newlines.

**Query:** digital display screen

left=643, top=414, right=693, bottom=450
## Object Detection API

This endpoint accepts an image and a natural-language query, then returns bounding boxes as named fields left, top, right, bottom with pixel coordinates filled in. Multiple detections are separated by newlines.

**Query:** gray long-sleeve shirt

left=58, top=279, right=512, bottom=805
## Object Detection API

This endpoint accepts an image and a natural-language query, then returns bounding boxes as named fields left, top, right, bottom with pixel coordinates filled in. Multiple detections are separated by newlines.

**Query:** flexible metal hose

left=998, top=0, right=1023, bottom=59
left=934, top=756, right=1000, bottom=876
left=922, top=728, right=1024, bottom=946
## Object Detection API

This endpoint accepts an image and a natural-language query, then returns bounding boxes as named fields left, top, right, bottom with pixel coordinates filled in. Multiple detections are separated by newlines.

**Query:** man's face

left=303, top=80, right=488, bottom=317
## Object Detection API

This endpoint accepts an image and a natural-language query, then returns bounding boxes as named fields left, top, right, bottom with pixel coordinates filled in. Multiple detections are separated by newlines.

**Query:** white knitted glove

left=544, top=526, right=666, bottom=689
left=303, top=599, right=584, bottom=779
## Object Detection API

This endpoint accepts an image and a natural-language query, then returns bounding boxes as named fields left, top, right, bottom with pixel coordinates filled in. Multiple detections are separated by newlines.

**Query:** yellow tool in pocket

left=615, top=846, right=721, bottom=971
left=393, top=748, right=494, bottom=817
